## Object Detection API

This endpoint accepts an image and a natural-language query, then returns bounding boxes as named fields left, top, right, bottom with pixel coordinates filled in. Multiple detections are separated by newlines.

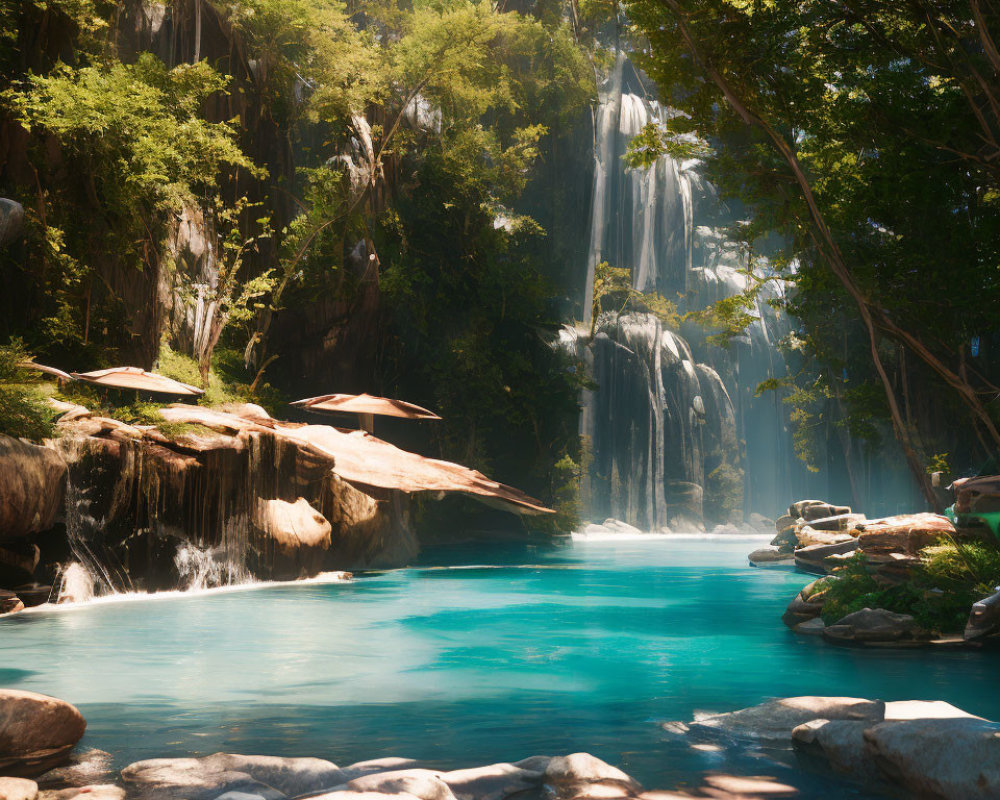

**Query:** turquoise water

left=3, top=536, right=999, bottom=796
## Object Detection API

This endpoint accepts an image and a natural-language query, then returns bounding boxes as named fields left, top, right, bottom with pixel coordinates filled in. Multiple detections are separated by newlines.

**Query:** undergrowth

left=0, top=339, right=58, bottom=441
left=820, top=542, right=1000, bottom=633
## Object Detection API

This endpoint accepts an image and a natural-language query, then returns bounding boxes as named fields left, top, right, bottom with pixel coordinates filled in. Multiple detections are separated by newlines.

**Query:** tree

left=626, top=0, right=1000, bottom=503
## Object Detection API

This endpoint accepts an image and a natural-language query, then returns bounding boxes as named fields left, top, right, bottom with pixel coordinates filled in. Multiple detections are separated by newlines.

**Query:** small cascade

left=174, top=543, right=249, bottom=591
left=57, top=562, right=96, bottom=604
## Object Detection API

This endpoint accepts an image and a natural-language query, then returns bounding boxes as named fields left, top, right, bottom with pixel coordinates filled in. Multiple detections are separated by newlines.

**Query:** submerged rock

left=0, top=691, right=87, bottom=778
left=36, top=749, right=113, bottom=791
left=823, top=608, right=928, bottom=644
left=686, top=696, right=885, bottom=743
left=122, top=754, right=345, bottom=800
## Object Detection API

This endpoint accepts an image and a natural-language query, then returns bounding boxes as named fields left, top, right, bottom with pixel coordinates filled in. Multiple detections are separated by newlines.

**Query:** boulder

left=746, top=513, right=774, bottom=533
left=864, top=716, right=1000, bottom=799
left=801, top=503, right=851, bottom=521
left=442, top=763, right=544, bottom=800
left=805, top=513, right=865, bottom=532
left=343, top=769, right=455, bottom=800
left=748, top=547, right=793, bottom=566
left=0, top=542, right=40, bottom=586
left=334, top=758, right=421, bottom=783
left=822, top=608, right=928, bottom=644
left=781, top=579, right=833, bottom=628
left=793, top=539, right=859, bottom=574
left=12, top=585, right=52, bottom=608
left=543, top=754, right=641, bottom=799
left=36, top=749, right=113, bottom=790
left=0, top=691, right=87, bottom=777
left=0, top=435, right=66, bottom=541
left=122, top=753, right=345, bottom=800
left=686, top=697, right=885, bottom=743
left=0, top=590, right=24, bottom=615
left=253, top=498, right=332, bottom=580
left=793, top=618, right=826, bottom=636
left=0, top=199, right=25, bottom=248
left=792, top=719, right=881, bottom=782
left=300, top=793, right=423, bottom=800
left=855, top=514, right=955, bottom=556
left=0, top=777, right=37, bottom=800
left=793, top=526, right=855, bottom=548
left=37, top=787, right=124, bottom=800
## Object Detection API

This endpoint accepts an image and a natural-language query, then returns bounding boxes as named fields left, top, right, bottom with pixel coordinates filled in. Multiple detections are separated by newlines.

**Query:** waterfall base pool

left=4, top=536, right=999, bottom=797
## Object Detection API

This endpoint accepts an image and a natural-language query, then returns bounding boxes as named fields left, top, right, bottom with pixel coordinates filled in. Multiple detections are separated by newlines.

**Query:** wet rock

left=801, top=503, right=851, bottom=521
left=822, top=608, right=928, bottom=644
left=12, top=585, right=52, bottom=608
left=543, top=753, right=641, bottom=799
left=792, top=719, right=881, bottom=782
left=0, top=690, right=87, bottom=777
left=254, top=497, right=332, bottom=580
left=748, top=547, right=793, bottom=566
left=781, top=579, right=832, bottom=628
left=301, top=792, right=422, bottom=800
left=344, top=768, right=455, bottom=800
left=0, top=777, right=38, bottom=800
left=442, top=763, right=544, bottom=800
left=0, top=542, right=40, bottom=587
left=36, top=749, right=113, bottom=790
left=700, top=774, right=798, bottom=797
left=864, top=716, right=1000, bottom=799
left=0, top=435, right=66, bottom=541
left=37, top=787, right=124, bottom=800
left=122, top=753, right=344, bottom=800
left=805, top=513, right=865, bottom=532
left=686, top=697, right=885, bottom=743
left=0, top=589, right=24, bottom=615
left=334, top=758, right=421, bottom=782
left=793, top=617, right=826, bottom=636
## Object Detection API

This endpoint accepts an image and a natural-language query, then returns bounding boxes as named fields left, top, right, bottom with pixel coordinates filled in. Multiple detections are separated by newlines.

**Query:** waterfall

left=573, top=65, right=922, bottom=528
left=573, top=65, right=809, bottom=530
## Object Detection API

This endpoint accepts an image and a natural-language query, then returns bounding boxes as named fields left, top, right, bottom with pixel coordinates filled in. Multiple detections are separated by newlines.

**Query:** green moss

left=153, top=421, right=219, bottom=439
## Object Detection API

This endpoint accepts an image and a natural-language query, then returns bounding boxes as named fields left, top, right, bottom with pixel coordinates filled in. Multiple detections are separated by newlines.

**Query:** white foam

left=14, top=571, right=352, bottom=616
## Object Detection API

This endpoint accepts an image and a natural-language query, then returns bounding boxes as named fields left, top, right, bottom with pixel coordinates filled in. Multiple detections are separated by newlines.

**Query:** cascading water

left=572, top=63, right=841, bottom=530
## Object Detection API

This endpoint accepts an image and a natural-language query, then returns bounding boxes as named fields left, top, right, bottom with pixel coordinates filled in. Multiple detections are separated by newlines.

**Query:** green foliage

left=625, top=0, right=1000, bottom=476
left=0, top=340, right=57, bottom=442
left=821, top=542, right=1000, bottom=634
left=623, top=119, right=712, bottom=169
left=704, top=461, right=744, bottom=524
left=591, top=261, right=681, bottom=333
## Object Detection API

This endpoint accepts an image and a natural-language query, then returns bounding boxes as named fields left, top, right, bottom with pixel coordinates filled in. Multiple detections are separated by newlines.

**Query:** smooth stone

left=12, top=585, right=52, bottom=608
left=344, top=769, right=455, bottom=800
left=864, top=717, right=1000, bottom=799
left=0, top=590, right=24, bottom=615
left=0, top=435, right=66, bottom=542
left=121, top=756, right=296, bottom=800
left=37, top=749, right=113, bottom=789
left=748, top=547, right=793, bottom=566
left=792, top=719, right=881, bottom=782
left=883, top=700, right=980, bottom=721
left=822, top=608, right=926, bottom=643
left=543, top=753, right=641, bottom=798
left=334, top=758, right=421, bottom=783
left=0, top=691, right=87, bottom=778
left=442, top=763, right=544, bottom=800
left=688, top=697, right=885, bottom=743
left=0, top=777, right=38, bottom=800
left=793, top=618, right=826, bottom=635
left=511, top=756, right=551, bottom=772
left=299, top=792, right=423, bottom=800
left=37, top=787, right=124, bottom=800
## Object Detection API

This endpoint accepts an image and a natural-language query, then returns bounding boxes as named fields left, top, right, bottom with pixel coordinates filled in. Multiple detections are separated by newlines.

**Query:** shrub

left=0, top=340, right=57, bottom=442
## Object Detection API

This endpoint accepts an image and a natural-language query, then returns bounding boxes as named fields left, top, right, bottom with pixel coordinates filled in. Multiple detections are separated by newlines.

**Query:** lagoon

left=3, top=535, right=997, bottom=796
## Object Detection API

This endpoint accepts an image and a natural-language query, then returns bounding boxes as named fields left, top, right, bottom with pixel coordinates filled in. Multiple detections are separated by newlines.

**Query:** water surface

left=3, top=536, right=997, bottom=796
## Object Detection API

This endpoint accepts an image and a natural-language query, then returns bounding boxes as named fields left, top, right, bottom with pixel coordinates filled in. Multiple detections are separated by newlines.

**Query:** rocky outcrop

left=0, top=435, right=66, bottom=541
left=254, top=497, right=332, bottom=580
left=822, top=608, right=929, bottom=645
left=0, top=691, right=86, bottom=777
